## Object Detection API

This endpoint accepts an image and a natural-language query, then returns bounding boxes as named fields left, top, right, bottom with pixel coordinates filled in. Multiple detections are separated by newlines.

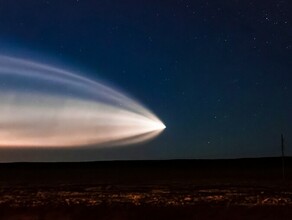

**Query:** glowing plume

left=0, top=56, right=165, bottom=148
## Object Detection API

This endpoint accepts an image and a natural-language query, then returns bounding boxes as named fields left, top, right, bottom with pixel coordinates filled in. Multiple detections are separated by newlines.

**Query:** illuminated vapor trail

left=0, top=56, right=165, bottom=148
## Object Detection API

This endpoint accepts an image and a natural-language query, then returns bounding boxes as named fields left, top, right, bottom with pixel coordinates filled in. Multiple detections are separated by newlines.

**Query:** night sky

left=0, top=0, right=291, bottom=161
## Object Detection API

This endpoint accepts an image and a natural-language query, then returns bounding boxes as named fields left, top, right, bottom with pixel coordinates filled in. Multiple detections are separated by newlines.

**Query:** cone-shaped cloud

left=0, top=56, right=165, bottom=148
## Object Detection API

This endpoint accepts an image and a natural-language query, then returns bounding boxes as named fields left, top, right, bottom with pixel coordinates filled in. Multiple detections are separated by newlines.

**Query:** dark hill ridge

left=0, top=157, right=291, bottom=186
left=1, top=156, right=292, bottom=167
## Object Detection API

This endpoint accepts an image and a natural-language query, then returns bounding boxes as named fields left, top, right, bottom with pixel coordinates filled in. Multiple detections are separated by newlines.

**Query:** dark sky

left=0, top=0, right=291, bottom=161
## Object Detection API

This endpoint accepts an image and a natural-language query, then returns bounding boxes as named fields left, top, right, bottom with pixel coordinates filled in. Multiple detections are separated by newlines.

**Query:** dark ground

left=0, top=157, right=292, bottom=220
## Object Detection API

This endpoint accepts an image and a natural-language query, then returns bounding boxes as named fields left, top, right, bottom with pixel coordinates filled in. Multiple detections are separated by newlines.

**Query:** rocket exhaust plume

left=0, top=56, right=165, bottom=148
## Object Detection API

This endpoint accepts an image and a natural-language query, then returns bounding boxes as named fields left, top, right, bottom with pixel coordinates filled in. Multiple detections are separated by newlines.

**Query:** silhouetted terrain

left=0, top=157, right=292, bottom=219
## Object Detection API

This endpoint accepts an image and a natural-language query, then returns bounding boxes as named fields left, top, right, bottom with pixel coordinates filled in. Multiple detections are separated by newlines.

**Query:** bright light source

left=0, top=55, right=165, bottom=148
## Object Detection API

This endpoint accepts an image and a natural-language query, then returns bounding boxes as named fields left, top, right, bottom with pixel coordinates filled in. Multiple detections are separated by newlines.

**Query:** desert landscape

left=0, top=158, right=291, bottom=219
